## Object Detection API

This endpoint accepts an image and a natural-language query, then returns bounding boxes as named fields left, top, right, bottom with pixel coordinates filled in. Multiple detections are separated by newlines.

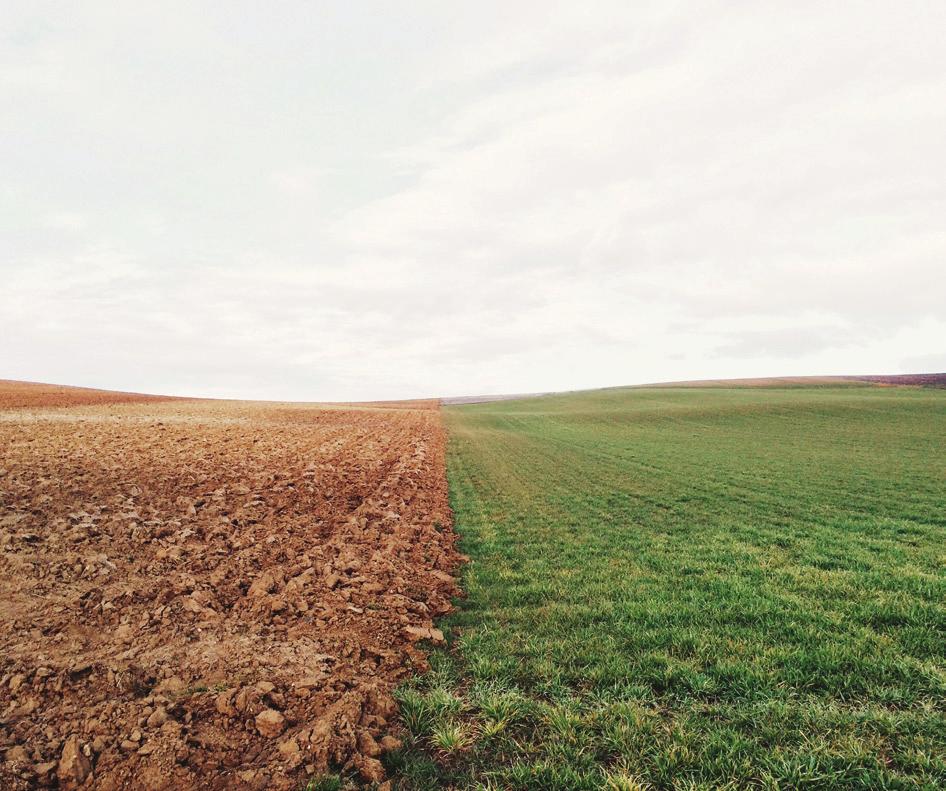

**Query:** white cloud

left=1, top=2, right=945, bottom=400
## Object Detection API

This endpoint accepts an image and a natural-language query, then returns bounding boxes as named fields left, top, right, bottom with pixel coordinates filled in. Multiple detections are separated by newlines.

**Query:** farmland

left=395, top=385, right=946, bottom=789
left=2, top=379, right=944, bottom=790
left=0, top=382, right=461, bottom=790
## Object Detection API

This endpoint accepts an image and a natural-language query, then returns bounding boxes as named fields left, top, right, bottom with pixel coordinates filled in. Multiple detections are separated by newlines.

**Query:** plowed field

left=0, top=383, right=461, bottom=790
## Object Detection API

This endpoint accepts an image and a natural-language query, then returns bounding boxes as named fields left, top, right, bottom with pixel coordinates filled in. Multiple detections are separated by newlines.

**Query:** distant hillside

left=441, top=392, right=551, bottom=405
left=0, top=379, right=181, bottom=409
left=641, top=374, right=946, bottom=388
left=850, top=373, right=946, bottom=387
left=442, top=373, right=946, bottom=406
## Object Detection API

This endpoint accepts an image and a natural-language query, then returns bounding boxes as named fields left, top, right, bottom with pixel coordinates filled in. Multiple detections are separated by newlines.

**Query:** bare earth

left=0, top=380, right=183, bottom=410
left=0, top=383, right=462, bottom=789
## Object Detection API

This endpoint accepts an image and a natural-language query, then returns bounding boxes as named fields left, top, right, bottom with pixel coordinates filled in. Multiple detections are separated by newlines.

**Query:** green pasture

left=391, top=385, right=946, bottom=789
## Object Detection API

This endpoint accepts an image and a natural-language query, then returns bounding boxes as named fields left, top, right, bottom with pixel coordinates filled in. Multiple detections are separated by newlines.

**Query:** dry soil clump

left=0, top=383, right=461, bottom=789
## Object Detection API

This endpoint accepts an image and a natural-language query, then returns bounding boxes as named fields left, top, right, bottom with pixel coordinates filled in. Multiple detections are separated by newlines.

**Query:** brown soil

left=0, top=380, right=182, bottom=410
left=848, top=373, right=946, bottom=387
left=0, top=383, right=462, bottom=790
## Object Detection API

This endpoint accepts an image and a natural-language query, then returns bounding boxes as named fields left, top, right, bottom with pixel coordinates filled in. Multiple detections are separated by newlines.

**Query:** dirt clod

left=58, top=736, right=92, bottom=788
left=255, top=709, right=286, bottom=739
left=146, top=708, right=168, bottom=728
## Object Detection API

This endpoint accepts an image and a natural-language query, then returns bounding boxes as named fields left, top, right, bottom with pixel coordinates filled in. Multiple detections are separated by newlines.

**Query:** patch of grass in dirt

left=393, top=386, right=946, bottom=789
left=304, top=775, right=344, bottom=791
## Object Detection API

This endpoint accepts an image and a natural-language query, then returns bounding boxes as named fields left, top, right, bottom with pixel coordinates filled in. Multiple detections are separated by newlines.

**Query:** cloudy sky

left=3, top=2, right=945, bottom=400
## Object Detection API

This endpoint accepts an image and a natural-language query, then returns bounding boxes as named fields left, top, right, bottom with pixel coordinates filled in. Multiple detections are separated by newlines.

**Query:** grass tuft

left=430, top=722, right=473, bottom=756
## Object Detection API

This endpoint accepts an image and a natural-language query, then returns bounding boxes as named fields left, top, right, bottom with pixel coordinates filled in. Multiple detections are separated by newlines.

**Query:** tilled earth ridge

left=0, top=380, right=182, bottom=410
left=0, top=390, right=462, bottom=790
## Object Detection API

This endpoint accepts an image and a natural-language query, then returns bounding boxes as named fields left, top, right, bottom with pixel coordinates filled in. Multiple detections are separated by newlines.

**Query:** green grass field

left=389, top=385, right=946, bottom=789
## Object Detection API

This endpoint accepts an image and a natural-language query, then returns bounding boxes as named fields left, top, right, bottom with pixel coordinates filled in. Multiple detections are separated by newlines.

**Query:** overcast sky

left=3, top=2, right=945, bottom=400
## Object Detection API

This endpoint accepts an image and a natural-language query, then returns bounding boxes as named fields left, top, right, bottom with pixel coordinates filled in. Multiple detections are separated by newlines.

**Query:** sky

left=2, top=1, right=945, bottom=401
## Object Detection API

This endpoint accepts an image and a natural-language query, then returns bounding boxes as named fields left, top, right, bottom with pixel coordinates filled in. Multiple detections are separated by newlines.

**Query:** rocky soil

left=0, top=384, right=462, bottom=789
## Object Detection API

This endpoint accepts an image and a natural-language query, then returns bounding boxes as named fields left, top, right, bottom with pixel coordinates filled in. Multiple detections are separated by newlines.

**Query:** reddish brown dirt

left=0, top=384, right=462, bottom=790
left=848, top=373, right=946, bottom=387
left=0, top=380, right=182, bottom=410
